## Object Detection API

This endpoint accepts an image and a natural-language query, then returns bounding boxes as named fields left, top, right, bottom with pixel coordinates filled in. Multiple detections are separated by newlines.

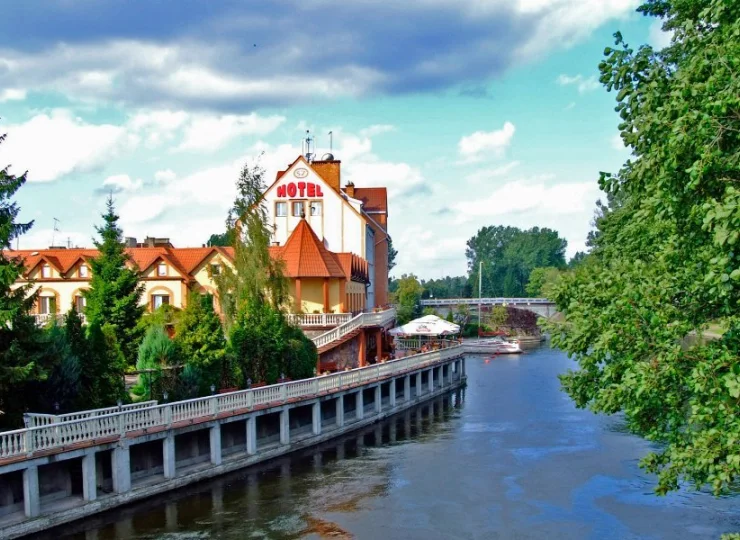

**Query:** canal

left=37, top=344, right=739, bottom=539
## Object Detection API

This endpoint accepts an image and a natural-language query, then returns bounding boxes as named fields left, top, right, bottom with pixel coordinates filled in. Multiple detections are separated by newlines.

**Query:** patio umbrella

left=389, top=314, right=460, bottom=336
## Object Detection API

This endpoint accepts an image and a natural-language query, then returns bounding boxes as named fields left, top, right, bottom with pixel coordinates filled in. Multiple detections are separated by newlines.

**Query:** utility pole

left=478, top=261, right=482, bottom=340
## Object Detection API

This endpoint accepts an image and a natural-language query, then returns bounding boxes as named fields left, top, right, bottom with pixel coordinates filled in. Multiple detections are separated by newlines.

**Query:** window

left=310, top=201, right=322, bottom=216
left=75, top=295, right=86, bottom=312
left=157, top=263, right=167, bottom=276
left=276, top=202, right=288, bottom=217
left=211, top=263, right=221, bottom=276
left=151, top=294, right=170, bottom=310
left=79, top=265, right=88, bottom=278
left=39, top=296, right=56, bottom=315
left=41, top=264, right=51, bottom=278
left=292, top=201, right=305, bottom=217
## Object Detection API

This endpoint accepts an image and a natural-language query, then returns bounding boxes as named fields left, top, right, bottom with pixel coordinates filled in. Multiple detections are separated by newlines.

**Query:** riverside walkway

left=0, top=336, right=465, bottom=539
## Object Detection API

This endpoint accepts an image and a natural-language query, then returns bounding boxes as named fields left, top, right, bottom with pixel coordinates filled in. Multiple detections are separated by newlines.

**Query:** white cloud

left=154, top=169, right=177, bottom=183
left=611, top=133, right=626, bottom=150
left=102, top=174, right=143, bottom=192
left=177, top=113, right=286, bottom=152
left=648, top=19, right=673, bottom=49
left=359, top=124, right=395, bottom=138
left=0, top=110, right=134, bottom=182
left=453, top=177, right=598, bottom=222
left=458, top=122, right=516, bottom=163
left=16, top=228, right=90, bottom=250
left=0, top=88, right=26, bottom=102
left=557, top=74, right=600, bottom=93
left=564, top=101, right=576, bottom=110
left=466, top=161, right=520, bottom=184
left=119, top=194, right=174, bottom=225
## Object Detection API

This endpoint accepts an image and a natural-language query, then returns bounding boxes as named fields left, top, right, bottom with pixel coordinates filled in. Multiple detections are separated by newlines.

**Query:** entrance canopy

left=389, top=314, right=460, bottom=337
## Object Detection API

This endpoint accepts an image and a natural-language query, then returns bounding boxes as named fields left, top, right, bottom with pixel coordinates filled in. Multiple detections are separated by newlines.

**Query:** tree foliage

left=392, top=274, right=423, bottom=324
left=0, top=133, right=56, bottom=427
left=84, top=196, right=145, bottom=365
left=387, top=236, right=398, bottom=275
left=421, top=275, right=472, bottom=299
left=466, top=226, right=567, bottom=297
left=135, top=324, right=178, bottom=400
left=546, top=0, right=740, bottom=495
left=526, top=267, right=563, bottom=297
left=174, top=294, right=226, bottom=397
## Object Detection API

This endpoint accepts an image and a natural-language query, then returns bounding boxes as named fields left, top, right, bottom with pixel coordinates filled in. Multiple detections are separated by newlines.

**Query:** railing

left=24, top=401, right=159, bottom=428
left=286, top=313, right=353, bottom=327
left=421, top=297, right=551, bottom=306
left=33, top=313, right=88, bottom=326
left=312, top=308, right=396, bottom=350
left=0, top=343, right=461, bottom=461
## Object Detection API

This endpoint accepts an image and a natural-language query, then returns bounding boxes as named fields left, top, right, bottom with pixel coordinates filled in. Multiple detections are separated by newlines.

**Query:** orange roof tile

left=8, top=249, right=98, bottom=276
left=276, top=220, right=346, bottom=278
left=352, top=187, right=387, bottom=213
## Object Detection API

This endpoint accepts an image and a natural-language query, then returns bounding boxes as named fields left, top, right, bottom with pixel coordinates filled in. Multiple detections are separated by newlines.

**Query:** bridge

left=421, top=297, right=556, bottom=318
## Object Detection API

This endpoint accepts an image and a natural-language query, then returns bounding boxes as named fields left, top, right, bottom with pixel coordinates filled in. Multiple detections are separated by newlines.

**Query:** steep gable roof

left=276, top=219, right=346, bottom=278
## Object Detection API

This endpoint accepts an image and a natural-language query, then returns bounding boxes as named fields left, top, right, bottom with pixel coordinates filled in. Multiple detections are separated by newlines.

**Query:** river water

left=42, top=344, right=739, bottom=539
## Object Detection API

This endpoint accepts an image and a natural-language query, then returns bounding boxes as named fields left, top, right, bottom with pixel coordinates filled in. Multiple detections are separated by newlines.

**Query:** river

left=38, top=344, right=739, bottom=539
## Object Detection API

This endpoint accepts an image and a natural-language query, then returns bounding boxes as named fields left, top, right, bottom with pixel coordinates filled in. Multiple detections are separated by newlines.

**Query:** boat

left=466, top=336, right=523, bottom=355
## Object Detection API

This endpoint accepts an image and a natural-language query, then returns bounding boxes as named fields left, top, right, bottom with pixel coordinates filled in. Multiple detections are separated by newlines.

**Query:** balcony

left=286, top=313, right=353, bottom=328
left=34, top=313, right=87, bottom=326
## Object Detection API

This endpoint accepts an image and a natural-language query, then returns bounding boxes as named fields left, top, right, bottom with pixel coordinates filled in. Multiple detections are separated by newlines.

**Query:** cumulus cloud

left=177, top=113, right=286, bottom=152
left=458, top=122, right=515, bottom=163
left=100, top=174, right=143, bottom=194
left=557, top=74, right=600, bottom=93
left=0, top=88, right=26, bottom=102
left=648, top=19, right=674, bottom=49
left=154, top=169, right=177, bottom=183
left=0, top=1, right=639, bottom=111
left=466, top=161, right=520, bottom=183
left=0, top=110, right=134, bottom=182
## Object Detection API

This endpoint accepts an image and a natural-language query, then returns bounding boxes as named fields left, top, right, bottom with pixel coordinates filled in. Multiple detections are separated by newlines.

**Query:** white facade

left=262, top=158, right=367, bottom=257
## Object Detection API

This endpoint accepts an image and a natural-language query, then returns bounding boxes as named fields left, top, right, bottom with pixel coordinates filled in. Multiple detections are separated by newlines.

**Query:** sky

left=0, top=0, right=672, bottom=279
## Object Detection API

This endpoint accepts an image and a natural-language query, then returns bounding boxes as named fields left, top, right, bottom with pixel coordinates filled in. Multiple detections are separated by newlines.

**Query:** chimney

left=345, top=181, right=355, bottom=198
left=311, top=159, right=341, bottom=193
left=124, top=237, right=137, bottom=248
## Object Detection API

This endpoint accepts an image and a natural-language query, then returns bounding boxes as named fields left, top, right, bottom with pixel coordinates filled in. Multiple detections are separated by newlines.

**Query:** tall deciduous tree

left=466, top=226, right=567, bottom=297
left=84, top=196, right=145, bottom=365
left=393, top=274, right=423, bottom=325
left=546, top=0, right=740, bottom=495
left=214, top=160, right=316, bottom=386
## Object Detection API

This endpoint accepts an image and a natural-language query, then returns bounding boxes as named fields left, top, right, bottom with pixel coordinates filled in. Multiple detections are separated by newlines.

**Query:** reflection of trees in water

left=52, top=392, right=462, bottom=540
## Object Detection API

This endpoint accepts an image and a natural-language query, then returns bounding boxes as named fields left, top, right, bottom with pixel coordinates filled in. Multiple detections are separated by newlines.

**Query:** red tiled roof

left=8, top=249, right=98, bottom=276
left=351, top=187, right=387, bottom=213
left=275, top=220, right=346, bottom=278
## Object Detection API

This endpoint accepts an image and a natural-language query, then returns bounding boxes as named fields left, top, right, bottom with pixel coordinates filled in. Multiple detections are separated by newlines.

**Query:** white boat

left=469, top=336, right=523, bottom=354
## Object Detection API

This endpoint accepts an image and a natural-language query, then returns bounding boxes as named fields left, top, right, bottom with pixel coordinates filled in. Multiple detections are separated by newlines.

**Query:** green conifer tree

left=0, top=132, right=53, bottom=428
left=84, top=196, right=145, bottom=365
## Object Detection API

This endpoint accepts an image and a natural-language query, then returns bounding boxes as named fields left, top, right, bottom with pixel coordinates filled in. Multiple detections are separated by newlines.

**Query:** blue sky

left=0, top=0, right=671, bottom=278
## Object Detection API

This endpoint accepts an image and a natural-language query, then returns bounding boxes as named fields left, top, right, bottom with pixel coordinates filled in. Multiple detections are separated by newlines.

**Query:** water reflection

left=39, top=391, right=462, bottom=540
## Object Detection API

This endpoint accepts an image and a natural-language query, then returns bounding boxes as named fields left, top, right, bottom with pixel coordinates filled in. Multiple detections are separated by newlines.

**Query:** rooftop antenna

left=328, top=131, right=333, bottom=153
left=304, top=130, right=314, bottom=162
left=51, top=218, right=60, bottom=247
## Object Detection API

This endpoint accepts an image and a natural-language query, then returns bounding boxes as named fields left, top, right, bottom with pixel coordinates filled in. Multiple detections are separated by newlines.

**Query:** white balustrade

left=420, top=297, right=551, bottom=306
left=25, top=401, right=159, bottom=428
left=0, top=308, right=462, bottom=462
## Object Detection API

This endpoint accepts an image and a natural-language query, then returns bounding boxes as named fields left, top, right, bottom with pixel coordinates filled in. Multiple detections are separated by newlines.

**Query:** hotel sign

left=277, top=182, right=324, bottom=198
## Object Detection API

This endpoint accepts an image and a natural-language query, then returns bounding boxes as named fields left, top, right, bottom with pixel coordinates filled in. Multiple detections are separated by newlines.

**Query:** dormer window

left=79, top=265, right=89, bottom=278
left=157, top=263, right=167, bottom=276
left=41, top=264, right=51, bottom=278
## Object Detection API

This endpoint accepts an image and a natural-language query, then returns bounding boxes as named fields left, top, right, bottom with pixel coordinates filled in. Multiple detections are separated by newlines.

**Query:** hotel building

left=8, top=154, right=390, bottom=322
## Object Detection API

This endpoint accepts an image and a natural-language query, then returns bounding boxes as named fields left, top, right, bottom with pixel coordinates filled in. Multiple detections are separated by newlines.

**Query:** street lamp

left=247, top=378, right=252, bottom=389
left=210, top=384, right=216, bottom=395
left=163, top=391, right=168, bottom=403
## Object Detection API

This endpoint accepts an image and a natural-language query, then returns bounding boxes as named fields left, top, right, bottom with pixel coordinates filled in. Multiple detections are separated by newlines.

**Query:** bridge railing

left=0, top=340, right=458, bottom=461
left=420, top=297, right=551, bottom=306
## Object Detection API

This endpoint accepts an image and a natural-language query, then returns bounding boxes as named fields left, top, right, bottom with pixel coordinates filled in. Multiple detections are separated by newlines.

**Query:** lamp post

left=210, top=384, right=216, bottom=395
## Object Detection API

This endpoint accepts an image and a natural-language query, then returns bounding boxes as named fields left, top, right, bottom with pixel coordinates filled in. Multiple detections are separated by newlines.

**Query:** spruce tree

left=84, top=196, right=145, bottom=365
left=0, top=132, right=53, bottom=428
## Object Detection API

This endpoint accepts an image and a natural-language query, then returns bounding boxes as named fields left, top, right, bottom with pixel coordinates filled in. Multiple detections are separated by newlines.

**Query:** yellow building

left=8, top=219, right=370, bottom=324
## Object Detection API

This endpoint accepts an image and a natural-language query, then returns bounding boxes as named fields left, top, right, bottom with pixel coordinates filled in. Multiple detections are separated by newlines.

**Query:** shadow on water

left=33, top=391, right=465, bottom=540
